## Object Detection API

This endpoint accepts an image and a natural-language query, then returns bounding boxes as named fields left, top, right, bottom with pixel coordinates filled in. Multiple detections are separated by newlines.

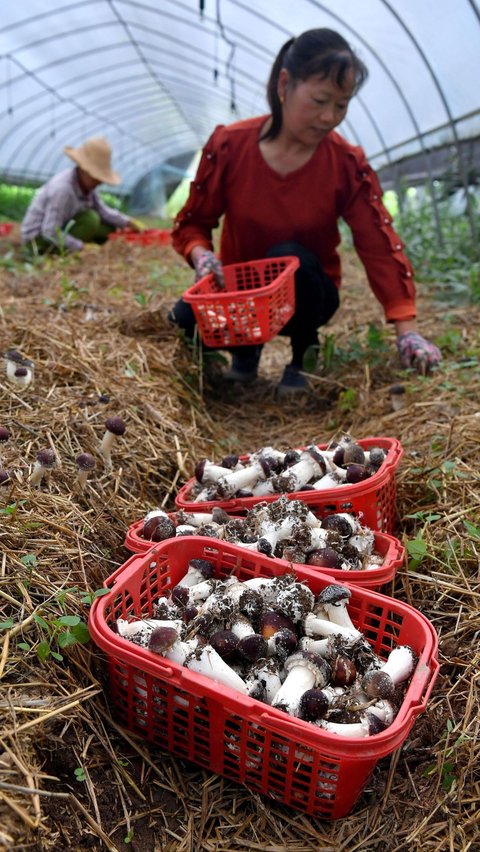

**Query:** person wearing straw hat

left=169, top=29, right=441, bottom=395
left=21, top=136, right=138, bottom=254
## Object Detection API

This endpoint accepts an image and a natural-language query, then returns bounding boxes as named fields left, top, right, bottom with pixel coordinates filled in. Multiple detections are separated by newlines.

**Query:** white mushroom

left=116, top=618, right=184, bottom=647
left=76, top=452, right=96, bottom=490
left=318, top=713, right=386, bottom=737
left=148, top=628, right=248, bottom=693
left=362, top=645, right=417, bottom=699
left=99, top=416, right=126, bottom=468
left=315, top=585, right=362, bottom=637
left=272, top=446, right=326, bottom=492
left=271, top=650, right=331, bottom=716
left=29, top=448, right=57, bottom=487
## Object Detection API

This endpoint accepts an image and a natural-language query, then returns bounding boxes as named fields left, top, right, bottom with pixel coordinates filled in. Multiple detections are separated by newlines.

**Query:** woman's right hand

left=193, top=249, right=225, bottom=289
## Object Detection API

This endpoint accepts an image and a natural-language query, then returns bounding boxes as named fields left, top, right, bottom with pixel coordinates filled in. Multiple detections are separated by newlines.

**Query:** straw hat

left=64, top=136, right=120, bottom=185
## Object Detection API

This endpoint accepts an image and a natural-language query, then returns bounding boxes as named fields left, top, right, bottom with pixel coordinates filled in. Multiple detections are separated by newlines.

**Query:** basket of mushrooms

left=174, top=434, right=404, bottom=534
left=124, top=496, right=405, bottom=590
left=89, top=536, right=439, bottom=819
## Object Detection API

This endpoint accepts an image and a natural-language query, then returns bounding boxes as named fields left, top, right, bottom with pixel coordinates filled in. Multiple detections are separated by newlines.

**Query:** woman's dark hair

left=263, top=28, right=368, bottom=141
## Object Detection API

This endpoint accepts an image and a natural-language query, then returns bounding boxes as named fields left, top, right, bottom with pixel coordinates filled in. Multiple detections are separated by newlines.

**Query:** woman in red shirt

left=170, top=28, right=441, bottom=395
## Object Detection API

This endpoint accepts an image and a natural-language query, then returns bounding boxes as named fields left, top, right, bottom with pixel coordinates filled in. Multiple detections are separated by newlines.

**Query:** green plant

left=337, top=387, right=357, bottom=413
left=393, top=189, right=480, bottom=303
left=6, top=585, right=109, bottom=662
left=423, top=719, right=471, bottom=792
left=74, top=767, right=86, bottom=783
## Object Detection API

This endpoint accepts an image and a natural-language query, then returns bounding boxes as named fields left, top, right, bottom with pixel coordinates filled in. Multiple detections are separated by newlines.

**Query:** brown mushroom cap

left=0, top=427, right=10, bottom=443
left=36, top=448, right=57, bottom=468
left=105, top=416, right=126, bottom=436
left=76, top=452, right=96, bottom=472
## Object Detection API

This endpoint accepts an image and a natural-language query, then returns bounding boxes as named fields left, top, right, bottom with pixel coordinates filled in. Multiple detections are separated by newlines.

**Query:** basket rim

left=123, top=517, right=404, bottom=587
left=183, top=255, right=300, bottom=304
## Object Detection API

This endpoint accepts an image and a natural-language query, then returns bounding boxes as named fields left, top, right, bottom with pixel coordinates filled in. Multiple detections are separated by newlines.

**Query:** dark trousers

left=169, top=242, right=339, bottom=367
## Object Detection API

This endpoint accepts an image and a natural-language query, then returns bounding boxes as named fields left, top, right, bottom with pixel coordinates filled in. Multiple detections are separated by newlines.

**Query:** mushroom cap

left=345, top=464, right=370, bottom=484
left=317, top=584, right=352, bottom=607
left=275, top=581, right=315, bottom=622
left=0, top=427, right=10, bottom=442
left=259, top=610, right=296, bottom=639
left=104, top=416, right=126, bottom=436
left=143, top=515, right=176, bottom=542
left=362, top=669, right=395, bottom=700
left=209, top=629, right=239, bottom=659
left=273, top=628, right=298, bottom=660
left=331, top=654, right=357, bottom=686
left=321, top=514, right=356, bottom=538
left=148, top=626, right=179, bottom=654
left=0, top=469, right=10, bottom=485
left=298, top=688, right=330, bottom=721
left=389, top=384, right=406, bottom=396
left=220, top=454, right=239, bottom=469
left=188, top=558, right=215, bottom=579
left=76, top=452, right=96, bottom=471
left=284, top=650, right=331, bottom=686
left=306, top=546, right=343, bottom=569
left=5, top=349, right=24, bottom=364
left=342, top=443, right=366, bottom=466
left=237, top=633, right=268, bottom=662
left=36, top=448, right=57, bottom=468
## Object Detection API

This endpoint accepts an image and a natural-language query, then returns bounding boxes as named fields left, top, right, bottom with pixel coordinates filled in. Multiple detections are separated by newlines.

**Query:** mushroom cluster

left=139, top=497, right=382, bottom=572
left=188, top=435, right=387, bottom=503
left=116, top=566, right=416, bottom=737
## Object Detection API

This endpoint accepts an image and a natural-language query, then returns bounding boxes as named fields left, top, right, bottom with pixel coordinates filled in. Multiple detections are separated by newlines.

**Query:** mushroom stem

left=318, top=713, right=386, bottom=737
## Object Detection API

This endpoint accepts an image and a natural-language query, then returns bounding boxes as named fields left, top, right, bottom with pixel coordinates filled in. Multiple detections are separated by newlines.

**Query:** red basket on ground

left=108, top=228, right=171, bottom=246
left=0, top=222, right=14, bottom=237
left=182, top=256, right=299, bottom=347
left=89, top=537, right=438, bottom=819
left=175, top=437, right=404, bottom=533
left=124, top=516, right=404, bottom=591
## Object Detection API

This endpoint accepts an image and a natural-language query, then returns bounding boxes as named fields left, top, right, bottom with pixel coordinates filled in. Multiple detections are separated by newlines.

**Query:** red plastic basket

left=0, top=222, right=14, bottom=237
left=175, top=437, right=404, bottom=533
left=108, top=228, right=171, bottom=246
left=182, top=256, right=299, bottom=347
left=89, top=537, right=438, bottom=819
left=124, top=516, right=404, bottom=591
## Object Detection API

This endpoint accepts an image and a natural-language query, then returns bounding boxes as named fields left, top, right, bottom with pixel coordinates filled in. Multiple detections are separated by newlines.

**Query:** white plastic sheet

left=0, top=0, right=479, bottom=193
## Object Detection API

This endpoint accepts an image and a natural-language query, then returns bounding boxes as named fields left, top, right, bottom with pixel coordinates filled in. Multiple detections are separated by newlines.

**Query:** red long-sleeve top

left=172, top=116, right=416, bottom=321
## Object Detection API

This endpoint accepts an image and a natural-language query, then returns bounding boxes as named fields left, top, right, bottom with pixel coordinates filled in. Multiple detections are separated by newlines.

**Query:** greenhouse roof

left=1, top=0, right=479, bottom=194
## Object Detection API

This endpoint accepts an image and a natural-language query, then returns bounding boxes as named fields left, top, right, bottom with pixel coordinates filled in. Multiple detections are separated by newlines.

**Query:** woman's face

left=278, top=69, right=356, bottom=145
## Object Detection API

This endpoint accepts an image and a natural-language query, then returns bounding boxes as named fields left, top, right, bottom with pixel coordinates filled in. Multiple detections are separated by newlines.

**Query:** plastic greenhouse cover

left=0, top=0, right=479, bottom=194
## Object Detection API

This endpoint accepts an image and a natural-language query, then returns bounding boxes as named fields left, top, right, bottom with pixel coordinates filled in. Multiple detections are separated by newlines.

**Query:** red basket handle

left=381, top=438, right=404, bottom=472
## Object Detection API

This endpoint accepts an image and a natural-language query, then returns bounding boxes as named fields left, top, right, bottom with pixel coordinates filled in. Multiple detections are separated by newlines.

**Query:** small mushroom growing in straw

left=99, top=416, right=126, bottom=468
left=29, top=448, right=57, bottom=487
left=0, top=427, right=9, bottom=467
left=12, top=366, right=33, bottom=389
left=76, top=452, right=96, bottom=490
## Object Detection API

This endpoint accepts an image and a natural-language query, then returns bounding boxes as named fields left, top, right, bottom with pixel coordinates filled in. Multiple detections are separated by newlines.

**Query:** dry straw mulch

left=0, top=228, right=479, bottom=851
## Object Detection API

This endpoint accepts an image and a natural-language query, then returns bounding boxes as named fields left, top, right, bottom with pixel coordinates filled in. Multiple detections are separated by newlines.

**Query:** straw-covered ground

left=0, top=225, right=478, bottom=851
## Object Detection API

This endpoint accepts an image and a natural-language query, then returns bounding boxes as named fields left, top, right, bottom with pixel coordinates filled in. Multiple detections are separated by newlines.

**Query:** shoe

left=276, top=364, right=308, bottom=397
left=223, top=351, right=260, bottom=383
